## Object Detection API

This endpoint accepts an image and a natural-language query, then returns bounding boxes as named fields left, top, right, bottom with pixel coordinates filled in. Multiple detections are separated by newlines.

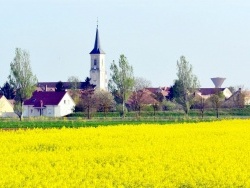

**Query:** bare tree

left=229, top=86, right=245, bottom=108
left=210, top=89, right=225, bottom=118
left=80, top=89, right=96, bottom=119
left=129, top=77, right=152, bottom=116
left=68, top=76, right=81, bottom=105
left=94, top=90, right=115, bottom=117
left=134, top=77, right=152, bottom=91
left=193, top=96, right=207, bottom=118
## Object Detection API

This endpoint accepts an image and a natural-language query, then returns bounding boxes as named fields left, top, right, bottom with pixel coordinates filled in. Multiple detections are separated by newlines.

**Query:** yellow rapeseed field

left=0, top=119, right=250, bottom=187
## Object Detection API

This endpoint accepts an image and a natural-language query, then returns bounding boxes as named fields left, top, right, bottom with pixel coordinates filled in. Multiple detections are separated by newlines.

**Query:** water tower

left=211, top=77, right=226, bottom=88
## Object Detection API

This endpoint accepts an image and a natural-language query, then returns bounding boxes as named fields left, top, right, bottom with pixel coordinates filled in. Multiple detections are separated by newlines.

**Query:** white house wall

left=0, top=96, right=15, bottom=117
left=57, top=94, right=75, bottom=116
left=23, top=106, right=42, bottom=117
left=223, top=88, right=232, bottom=99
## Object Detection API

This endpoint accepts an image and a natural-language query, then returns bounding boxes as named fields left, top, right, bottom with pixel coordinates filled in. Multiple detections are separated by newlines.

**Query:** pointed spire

left=90, top=22, right=105, bottom=54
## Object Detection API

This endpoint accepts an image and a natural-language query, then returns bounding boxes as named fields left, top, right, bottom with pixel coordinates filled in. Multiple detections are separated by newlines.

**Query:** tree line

left=0, top=48, right=245, bottom=120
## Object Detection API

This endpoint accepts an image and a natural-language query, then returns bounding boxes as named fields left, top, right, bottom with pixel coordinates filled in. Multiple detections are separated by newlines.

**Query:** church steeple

left=90, top=24, right=105, bottom=54
left=89, top=22, right=107, bottom=91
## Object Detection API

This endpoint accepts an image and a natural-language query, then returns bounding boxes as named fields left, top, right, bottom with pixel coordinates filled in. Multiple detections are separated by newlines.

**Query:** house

left=244, top=91, right=250, bottom=105
left=223, top=88, right=250, bottom=107
left=145, top=87, right=170, bottom=97
left=126, top=89, right=160, bottom=111
left=0, top=95, right=17, bottom=117
left=23, top=91, right=75, bottom=117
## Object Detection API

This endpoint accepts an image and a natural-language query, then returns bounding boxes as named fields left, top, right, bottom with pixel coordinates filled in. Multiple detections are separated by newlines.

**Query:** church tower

left=89, top=24, right=107, bottom=90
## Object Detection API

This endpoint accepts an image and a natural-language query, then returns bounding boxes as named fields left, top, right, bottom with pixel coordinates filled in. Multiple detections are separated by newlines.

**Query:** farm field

left=0, top=119, right=250, bottom=187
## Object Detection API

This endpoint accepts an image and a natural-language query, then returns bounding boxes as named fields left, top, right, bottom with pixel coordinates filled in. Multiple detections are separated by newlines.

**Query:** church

left=37, top=24, right=107, bottom=91
left=89, top=24, right=107, bottom=90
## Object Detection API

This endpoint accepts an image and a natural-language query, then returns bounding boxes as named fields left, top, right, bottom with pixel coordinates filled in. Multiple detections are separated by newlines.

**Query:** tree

left=68, top=76, right=80, bottom=97
left=226, top=86, right=245, bottom=108
left=108, top=54, right=135, bottom=117
left=80, top=89, right=96, bottom=119
left=209, top=89, right=224, bottom=118
left=8, top=48, right=38, bottom=120
left=129, top=77, right=152, bottom=116
left=55, top=81, right=65, bottom=92
left=173, top=56, right=200, bottom=115
left=128, top=89, right=155, bottom=117
left=0, top=81, right=15, bottom=99
left=82, top=77, right=94, bottom=90
left=193, top=96, right=207, bottom=118
left=134, top=77, right=151, bottom=91
left=234, top=88, right=245, bottom=108
left=167, top=80, right=183, bottom=101
left=94, top=90, right=115, bottom=117
left=68, top=76, right=80, bottom=90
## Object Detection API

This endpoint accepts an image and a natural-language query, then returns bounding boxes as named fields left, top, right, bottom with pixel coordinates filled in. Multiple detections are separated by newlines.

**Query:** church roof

left=90, top=26, right=105, bottom=54
left=37, top=82, right=95, bottom=91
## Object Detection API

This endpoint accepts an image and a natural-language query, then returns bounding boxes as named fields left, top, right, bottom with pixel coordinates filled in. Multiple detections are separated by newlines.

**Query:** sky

left=1, top=0, right=250, bottom=89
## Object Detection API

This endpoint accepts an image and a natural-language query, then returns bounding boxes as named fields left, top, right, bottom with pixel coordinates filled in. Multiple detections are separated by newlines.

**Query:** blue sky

left=1, top=0, right=250, bottom=89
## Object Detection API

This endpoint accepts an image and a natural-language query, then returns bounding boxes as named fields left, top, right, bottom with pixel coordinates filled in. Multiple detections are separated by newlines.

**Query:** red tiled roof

left=24, top=91, right=67, bottom=107
left=127, top=89, right=159, bottom=105
left=145, top=87, right=170, bottom=97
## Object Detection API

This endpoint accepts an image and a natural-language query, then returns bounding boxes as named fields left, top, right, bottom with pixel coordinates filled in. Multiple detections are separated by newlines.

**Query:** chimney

left=40, top=100, right=43, bottom=107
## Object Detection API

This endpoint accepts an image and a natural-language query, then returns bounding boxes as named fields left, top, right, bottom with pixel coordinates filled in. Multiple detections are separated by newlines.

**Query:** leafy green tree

left=55, top=81, right=65, bottom=92
left=108, top=54, right=135, bottom=117
left=168, top=80, right=183, bottom=101
left=173, top=56, right=200, bottom=115
left=8, top=48, right=38, bottom=120
left=82, top=77, right=94, bottom=90
left=0, top=81, right=15, bottom=99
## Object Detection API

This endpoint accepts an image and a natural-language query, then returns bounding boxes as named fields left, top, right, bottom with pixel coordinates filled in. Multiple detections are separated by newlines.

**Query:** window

left=30, top=109, right=33, bottom=114
left=94, top=59, right=97, bottom=69
left=48, top=109, right=52, bottom=115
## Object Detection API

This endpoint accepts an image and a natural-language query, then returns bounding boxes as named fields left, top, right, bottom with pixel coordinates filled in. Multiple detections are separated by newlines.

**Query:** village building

left=89, top=24, right=107, bottom=91
left=23, top=91, right=75, bottom=117
left=37, top=81, right=95, bottom=92
left=195, top=88, right=232, bottom=100
left=37, top=24, right=107, bottom=92
left=0, top=95, right=17, bottom=117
